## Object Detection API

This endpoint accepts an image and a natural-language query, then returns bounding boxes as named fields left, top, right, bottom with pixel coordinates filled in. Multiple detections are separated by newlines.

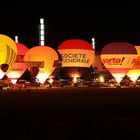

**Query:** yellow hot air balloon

left=24, top=46, right=59, bottom=84
left=126, top=46, right=140, bottom=83
left=0, top=34, right=17, bottom=79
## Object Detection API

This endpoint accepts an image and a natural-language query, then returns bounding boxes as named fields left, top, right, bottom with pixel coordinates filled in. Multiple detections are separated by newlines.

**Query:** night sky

left=0, top=4, right=140, bottom=51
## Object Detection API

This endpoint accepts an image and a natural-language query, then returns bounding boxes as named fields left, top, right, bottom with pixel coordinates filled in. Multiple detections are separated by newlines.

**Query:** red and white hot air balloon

left=57, top=39, right=95, bottom=83
left=6, top=36, right=29, bottom=84
left=101, top=42, right=137, bottom=83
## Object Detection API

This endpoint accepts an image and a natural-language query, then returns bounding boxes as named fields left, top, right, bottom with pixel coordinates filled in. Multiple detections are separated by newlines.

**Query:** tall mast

left=39, top=18, right=45, bottom=46
left=15, top=35, right=18, bottom=43
left=92, top=38, right=95, bottom=50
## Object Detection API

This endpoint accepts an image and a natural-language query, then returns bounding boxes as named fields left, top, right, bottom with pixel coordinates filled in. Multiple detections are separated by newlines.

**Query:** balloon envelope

left=57, top=39, right=95, bottom=78
left=24, top=46, right=59, bottom=84
left=101, top=42, right=137, bottom=83
left=0, top=34, right=17, bottom=79
left=126, top=46, right=140, bottom=83
left=6, top=42, right=28, bottom=84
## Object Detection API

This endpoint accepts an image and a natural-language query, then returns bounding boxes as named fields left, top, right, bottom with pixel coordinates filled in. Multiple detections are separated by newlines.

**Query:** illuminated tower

left=39, top=18, right=45, bottom=46
left=92, top=38, right=95, bottom=50
left=15, top=35, right=18, bottom=43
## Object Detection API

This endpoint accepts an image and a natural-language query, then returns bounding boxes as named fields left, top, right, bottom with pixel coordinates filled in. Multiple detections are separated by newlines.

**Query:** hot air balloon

left=24, top=46, right=59, bottom=84
left=0, top=34, right=17, bottom=79
left=101, top=42, right=137, bottom=84
left=126, top=46, right=140, bottom=83
left=6, top=36, right=29, bottom=84
left=57, top=39, right=95, bottom=83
